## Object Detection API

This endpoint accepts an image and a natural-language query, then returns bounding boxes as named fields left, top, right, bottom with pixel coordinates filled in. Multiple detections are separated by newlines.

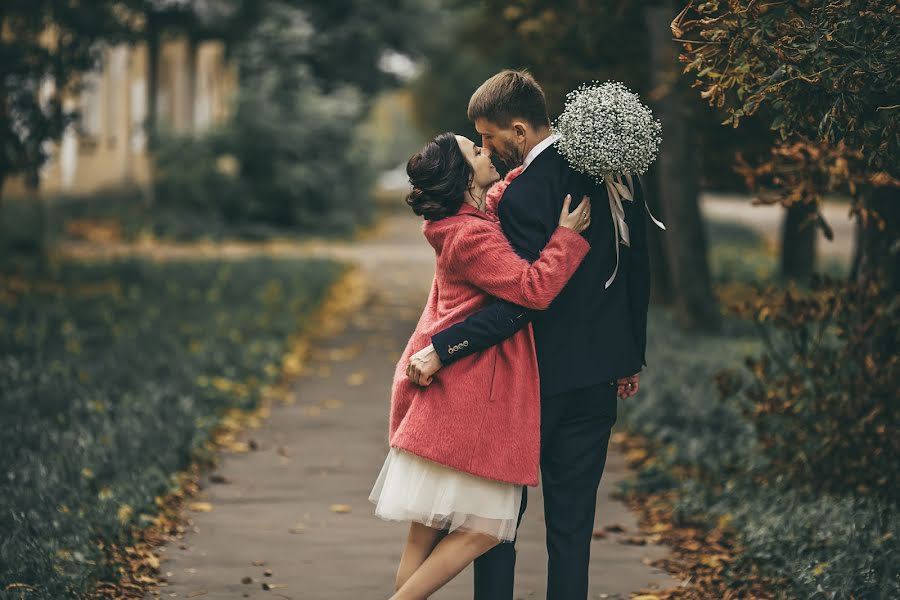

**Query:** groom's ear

left=512, top=121, right=528, bottom=139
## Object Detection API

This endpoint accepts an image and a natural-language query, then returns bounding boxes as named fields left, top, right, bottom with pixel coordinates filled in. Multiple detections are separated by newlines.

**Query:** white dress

left=369, top=447, right=524, bottom=542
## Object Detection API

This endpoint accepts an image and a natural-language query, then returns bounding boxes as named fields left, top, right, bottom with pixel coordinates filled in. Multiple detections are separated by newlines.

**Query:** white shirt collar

left=521, top=132, right=560, bottom=171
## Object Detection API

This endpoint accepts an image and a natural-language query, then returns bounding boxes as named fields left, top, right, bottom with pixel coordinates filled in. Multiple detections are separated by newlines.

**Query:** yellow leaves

left=632, top=595, right=662, bottom=600
left=188, top=502, right=213, bottom=513
left=701, top=554, right=731, bottom=568
left=117, top=504, right=133, bottom=524
left=346, top=371, right=367, bottom=386
left=717, top=512, right=734, bottom=529
left=82, top=467, right=95, bottom=479
left=329, top=504, right=352, bottom=514
left=321, top=398, right=343, bottom=410
left=624, top=447, right=649, bottom=467
left=63, top=219, right=123, bottom=243
left=98, top=486, right=113, bottom=500
left=812, top=562, right=828, bottom=576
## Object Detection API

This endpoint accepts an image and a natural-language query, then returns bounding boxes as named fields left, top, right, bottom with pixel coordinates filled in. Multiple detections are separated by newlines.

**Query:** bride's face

left=456, top=135, right=500, bottom=190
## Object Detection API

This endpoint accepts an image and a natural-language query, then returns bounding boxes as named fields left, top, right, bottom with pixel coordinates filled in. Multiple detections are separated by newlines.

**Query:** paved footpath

left=147, top=211, right=677, bottom=600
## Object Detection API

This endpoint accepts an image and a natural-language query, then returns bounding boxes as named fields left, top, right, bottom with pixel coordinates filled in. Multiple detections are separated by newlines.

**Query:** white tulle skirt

left=369, top=447, right=523, bottom=543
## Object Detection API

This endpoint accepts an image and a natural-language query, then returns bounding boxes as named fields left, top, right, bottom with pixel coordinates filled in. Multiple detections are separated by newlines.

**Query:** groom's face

left=474, top=118, right=525, bottom=169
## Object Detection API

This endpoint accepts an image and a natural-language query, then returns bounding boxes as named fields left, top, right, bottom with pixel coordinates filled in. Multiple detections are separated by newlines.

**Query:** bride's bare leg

left=389, top=530, right=501, bottom=600
left=395, top=523, right=444, bottom=591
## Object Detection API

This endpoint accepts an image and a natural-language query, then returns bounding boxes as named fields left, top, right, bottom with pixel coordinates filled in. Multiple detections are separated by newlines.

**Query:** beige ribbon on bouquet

left=603, top=172, right=667, bottom=289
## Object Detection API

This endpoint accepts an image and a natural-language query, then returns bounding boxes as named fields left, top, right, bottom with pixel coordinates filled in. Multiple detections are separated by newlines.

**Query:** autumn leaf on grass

left=330, top=504, right=352, bottom=514
left=188, top=502, right=213, bottom=513
left=117, top=504, right=133, bottom=524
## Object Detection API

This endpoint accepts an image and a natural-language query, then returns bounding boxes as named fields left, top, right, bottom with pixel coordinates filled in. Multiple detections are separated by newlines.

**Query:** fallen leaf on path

left=277, top=446, right=291, bottom=457
left=252, top=560, right=266, bottom=566
left=241, top=576, right=253, bottom=584
left=210, top=474, right=231, bottom=484
left=330, top=504, right=352, bottom=514
left=591, top=529, right=608, bottom=539
left=186, top=591, right=207, bottom=598
left=188, top=502, right=213, bottom=513
left=620, top=536, right=647, bottom=546
left=224, top=441, right=250, bottom=453
left=262, top=582, right=287, bottom=590
left=346, top=371, right=367, bottom=386
left=322, top=398, right=344, bottom=409
left=604, top=523, right=626, bottom=533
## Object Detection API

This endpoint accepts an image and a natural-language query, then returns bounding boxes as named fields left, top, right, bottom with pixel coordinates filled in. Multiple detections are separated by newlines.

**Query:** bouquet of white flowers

left=552, top=81, right=666, bottom=288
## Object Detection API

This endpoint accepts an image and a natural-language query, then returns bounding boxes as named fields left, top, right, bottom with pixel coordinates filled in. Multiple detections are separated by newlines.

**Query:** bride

left=369, top=131, right=592, bottom=599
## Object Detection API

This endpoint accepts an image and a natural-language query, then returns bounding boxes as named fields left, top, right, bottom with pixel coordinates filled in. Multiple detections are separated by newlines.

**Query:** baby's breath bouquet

left=554, top=81, right=661, bottom=182
left=553, top=81, right=665, bottom=288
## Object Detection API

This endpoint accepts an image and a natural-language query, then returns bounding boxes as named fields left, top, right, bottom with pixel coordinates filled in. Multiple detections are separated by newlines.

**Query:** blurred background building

left=4, top=37, right=236, bottom=198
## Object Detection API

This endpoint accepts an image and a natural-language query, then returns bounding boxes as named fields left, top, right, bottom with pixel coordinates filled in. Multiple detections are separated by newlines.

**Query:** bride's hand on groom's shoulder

left=406, top=344, right=443, bottom=386
left=616, top=373, right=640, bottom=399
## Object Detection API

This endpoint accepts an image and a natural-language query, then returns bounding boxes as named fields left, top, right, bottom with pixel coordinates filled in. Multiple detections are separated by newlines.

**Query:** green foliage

left=614, top=228, right=897, bottom=598
left=675, top=0, right=899, bottom=174
left=151, top=0, right=441, bottom=231
left=729, top=277, right=899, bottom=502
left=620, top=307, right=898, bottom=598
left=0, top=256, right=343, bottom=599
left=674, top=0, right=900, bottom=228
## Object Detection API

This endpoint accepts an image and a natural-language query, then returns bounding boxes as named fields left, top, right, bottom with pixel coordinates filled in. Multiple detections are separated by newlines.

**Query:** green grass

left=0, top=255, right=344, bottom=599
left=617, top=223, right=897, bottom=599
left=0, top=188, right=361, bottom=249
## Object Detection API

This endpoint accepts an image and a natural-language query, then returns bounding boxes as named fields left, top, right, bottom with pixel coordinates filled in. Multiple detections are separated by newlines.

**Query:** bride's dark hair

left=406, top=132, right=473, bottom=221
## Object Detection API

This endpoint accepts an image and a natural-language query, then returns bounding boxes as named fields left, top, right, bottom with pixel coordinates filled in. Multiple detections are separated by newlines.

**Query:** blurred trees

left=153, top=0, right=439, bottom=231
left=1, top=0, right=439, bottom=239
left=674, top=0, right=899, bottom=292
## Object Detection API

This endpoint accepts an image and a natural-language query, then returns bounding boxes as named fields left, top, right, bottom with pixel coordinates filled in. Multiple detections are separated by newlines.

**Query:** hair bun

left=405, top=132, right=470, bottom=221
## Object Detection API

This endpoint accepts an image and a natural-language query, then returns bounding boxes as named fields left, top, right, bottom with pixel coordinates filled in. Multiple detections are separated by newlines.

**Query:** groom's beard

left=496, top=141, right=524, bottom=170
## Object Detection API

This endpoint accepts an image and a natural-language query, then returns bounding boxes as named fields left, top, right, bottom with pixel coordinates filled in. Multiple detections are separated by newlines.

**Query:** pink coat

left=388, top=202, right=590, bottom=486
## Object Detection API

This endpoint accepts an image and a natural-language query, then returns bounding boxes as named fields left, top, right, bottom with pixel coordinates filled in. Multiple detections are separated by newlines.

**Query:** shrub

left=730, top=277, right=899, bottom=502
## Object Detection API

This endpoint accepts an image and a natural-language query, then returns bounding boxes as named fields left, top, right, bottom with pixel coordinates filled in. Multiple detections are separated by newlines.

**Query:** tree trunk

left=642, top=165, right=674, bottom=304
left=852, top=185, right=900, bottom=295
left=779, top=202, right=817, bottom=281
left=645, top=4, right=720, bottom=330
left=144, top=20, right=160, bottom=207
left=0, top=176, right=5, bottom=257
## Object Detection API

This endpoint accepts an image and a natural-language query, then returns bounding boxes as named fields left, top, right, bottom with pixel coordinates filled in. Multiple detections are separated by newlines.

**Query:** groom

left=407, top=70, right=651, bottom=599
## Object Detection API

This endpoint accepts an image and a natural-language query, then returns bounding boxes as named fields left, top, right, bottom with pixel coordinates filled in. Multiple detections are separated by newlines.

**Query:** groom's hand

left=406, top=344, right=443, bottom=386
left=616, top=373, right=640, bottom=399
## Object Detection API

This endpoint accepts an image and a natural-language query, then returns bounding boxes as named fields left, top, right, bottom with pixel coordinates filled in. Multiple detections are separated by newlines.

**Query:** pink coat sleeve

left=446, top=220, right=590, bottom=310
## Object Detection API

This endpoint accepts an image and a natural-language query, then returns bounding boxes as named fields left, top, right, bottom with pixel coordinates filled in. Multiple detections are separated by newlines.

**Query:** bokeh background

left=1, top=1, right=896, bottom=599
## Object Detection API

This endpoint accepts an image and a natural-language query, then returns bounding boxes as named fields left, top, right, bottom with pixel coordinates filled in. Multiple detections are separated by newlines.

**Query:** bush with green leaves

left=0, top=256, right=343, bottom=599
left=615, top=224, right=898, bottom=598
left=729, top=277, right=899, bottom=502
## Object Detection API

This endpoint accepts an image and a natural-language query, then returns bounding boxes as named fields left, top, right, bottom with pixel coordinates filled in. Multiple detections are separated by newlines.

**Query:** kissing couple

left=369, top=69, right=652, bottom=600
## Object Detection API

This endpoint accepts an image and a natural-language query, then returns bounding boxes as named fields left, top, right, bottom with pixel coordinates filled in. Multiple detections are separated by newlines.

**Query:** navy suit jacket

left=430, top=144, right=650, bottom=398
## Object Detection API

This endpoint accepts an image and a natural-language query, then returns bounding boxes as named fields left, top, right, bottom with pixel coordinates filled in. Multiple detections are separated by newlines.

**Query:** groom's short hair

left=468, top=70, right=550, bottom=129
